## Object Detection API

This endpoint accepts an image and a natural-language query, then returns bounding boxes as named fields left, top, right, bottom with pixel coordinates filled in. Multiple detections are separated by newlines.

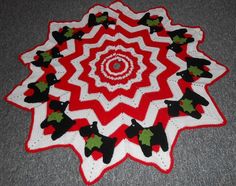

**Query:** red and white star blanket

left=5, top=1, right=229, bottom=184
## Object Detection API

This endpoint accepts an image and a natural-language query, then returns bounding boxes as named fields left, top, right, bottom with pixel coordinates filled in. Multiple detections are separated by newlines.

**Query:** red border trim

left=4, top=0, right=229, bottom=185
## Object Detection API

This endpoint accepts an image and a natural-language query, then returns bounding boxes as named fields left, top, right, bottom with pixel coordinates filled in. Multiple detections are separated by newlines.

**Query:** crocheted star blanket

left=5, top=1, right=228, bottom=184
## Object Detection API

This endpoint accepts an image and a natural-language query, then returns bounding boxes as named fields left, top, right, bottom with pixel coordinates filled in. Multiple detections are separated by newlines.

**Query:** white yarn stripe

left=7, top=39, right=75, bottom=109
left=110, top=1, right=203, bottom=43
left=89, top=45, right=146, bottom=91
left=69, top=32, right=165, bottom=111
left=102, top=54, right=131, bottom=77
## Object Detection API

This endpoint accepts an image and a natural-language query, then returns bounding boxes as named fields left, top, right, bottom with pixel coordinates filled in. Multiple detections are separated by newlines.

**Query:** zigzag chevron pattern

left=5, top=1, right=228, bottom=184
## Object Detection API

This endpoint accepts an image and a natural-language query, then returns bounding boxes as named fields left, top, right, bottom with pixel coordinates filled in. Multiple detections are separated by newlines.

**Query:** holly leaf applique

left=147, top=19, right=160, bottom=27
left=47, top=112, right=64, bottom=123
left=35, top=81, right=48, bottom=92
left=173, top=35, right=187, bottom=44
left=96, top=15, right=107, bottom=23
left=180, top=98, right=196, bottom=113
left=188, top=66, right=204, bottom=76
left=85, top=135, right=103, bottom=150
left=41, top=52, right=52, bottom=62
left=64, top=28, right=74, bottom=38
left=139, top=129, right=153, bottom=146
